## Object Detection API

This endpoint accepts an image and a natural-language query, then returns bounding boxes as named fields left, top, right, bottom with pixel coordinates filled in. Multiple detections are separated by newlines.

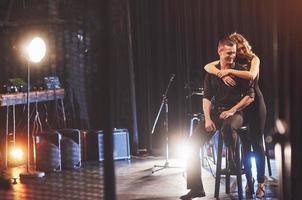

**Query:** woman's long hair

left=229, top=32, right=255, bottom=62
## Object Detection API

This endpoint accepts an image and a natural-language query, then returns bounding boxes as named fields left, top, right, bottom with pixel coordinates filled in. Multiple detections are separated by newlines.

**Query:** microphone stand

left=151, top=74, right=180, bottom=173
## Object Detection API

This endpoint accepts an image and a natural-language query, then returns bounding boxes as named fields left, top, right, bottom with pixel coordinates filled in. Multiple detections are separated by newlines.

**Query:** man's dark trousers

left=186, top=110, right=244, bottom=190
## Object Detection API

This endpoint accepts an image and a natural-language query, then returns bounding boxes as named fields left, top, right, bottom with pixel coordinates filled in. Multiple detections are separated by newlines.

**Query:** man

left=180, top=37, right=255, bottom=199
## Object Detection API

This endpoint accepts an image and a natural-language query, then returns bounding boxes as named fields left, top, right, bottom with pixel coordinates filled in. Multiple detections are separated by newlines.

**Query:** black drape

left=129, top=0, right=276, bottom=150
left=0, top=0, right=277, bottom=153
left=274, top=0, right=302, bottom=199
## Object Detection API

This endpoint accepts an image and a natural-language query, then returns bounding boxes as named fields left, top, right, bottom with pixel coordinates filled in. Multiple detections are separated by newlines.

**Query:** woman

left=204, top=33, right=266, bottom=198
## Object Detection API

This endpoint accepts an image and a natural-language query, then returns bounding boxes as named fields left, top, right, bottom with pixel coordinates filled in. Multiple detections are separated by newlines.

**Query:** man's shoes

left=180, top=189, right=206, bottom=199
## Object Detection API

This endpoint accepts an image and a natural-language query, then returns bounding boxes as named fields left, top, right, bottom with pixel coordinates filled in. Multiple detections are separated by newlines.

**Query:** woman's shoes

left=256, top=182, right=265, bottom=198
left=245, top=179, right=265, bottom=198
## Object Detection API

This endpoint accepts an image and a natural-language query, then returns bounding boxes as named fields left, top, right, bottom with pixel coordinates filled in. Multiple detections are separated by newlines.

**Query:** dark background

left=0, top=0, right=301, bottom=197
left=0, top=0, right=276, bottom=148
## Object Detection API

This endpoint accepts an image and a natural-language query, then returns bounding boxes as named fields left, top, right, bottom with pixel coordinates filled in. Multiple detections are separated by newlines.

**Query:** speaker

left=57, top=129, right=81, bottom=169
left=80, top=130, right=103, bottom=161
left=35, top=131, right=61, bottom=172
left=113, top=128, right=131, bottom=160
left=98, top=129, right=131, bottom=161
left=80, top=130, right=88, bottom=161
left=97, top=131, right=104, bottom=161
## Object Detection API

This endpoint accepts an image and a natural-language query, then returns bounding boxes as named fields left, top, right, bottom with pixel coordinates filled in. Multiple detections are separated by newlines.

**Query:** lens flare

left=11, top=148, right=23, bottom=160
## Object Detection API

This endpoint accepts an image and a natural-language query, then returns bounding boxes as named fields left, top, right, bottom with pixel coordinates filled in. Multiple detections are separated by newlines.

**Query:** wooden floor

left=0, top=156, right=279, bottom=200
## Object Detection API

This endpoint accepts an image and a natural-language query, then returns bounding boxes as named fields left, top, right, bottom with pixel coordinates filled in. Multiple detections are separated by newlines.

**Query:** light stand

left=20, top=37, right=46, bottom=179
left=151, top=74, right=180, bottom=173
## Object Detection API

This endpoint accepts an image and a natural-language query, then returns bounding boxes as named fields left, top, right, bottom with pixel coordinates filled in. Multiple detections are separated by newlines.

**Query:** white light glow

left=275, top=143, right=282, bottom=181
left=250, top=157, right=257, bottom=176
left=284, top=142, right=291, bottom=174
left=275, top=119, right=287, bottom=135
left=11, top=148, right=23, bottom=160
left=176, top=140, right=192, bottom=161
left=27, top=37, right=46, bottom=63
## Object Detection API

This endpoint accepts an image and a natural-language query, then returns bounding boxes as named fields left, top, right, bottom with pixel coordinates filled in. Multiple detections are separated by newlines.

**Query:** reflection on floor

left=0, top=157, right=278, bottom=200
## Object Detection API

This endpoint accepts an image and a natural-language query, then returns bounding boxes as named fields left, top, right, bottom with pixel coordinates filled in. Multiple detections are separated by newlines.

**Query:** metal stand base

left=151, top=74, right=177, bottom=174
left=152, top=161, right=181, bottom=173
left=20, top=171, right=45, bottom=178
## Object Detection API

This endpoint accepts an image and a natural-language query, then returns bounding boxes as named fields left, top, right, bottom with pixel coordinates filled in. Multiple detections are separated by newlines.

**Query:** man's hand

left=219, top=110, right=235, bottom=120
left=222, top=75, right=236, bottom=87
left=205, top=119, right=216, bottom=132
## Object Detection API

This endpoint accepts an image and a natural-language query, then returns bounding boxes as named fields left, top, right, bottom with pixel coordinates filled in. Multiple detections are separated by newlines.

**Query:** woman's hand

left=217, top=69, right=232, bottom=78
left=219, top=110, right=235, bottom=120
left=222, top=75, right=236, bottom=87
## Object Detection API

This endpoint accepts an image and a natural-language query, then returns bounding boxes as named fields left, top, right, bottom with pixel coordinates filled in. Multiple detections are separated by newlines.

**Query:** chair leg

left=225, top=148, right=230, bottom=194
left=214, top=133, right=223, bottom=198
left=235, top=139, right=243, bottom=199
left=201, top=146, right=206, bottom=168
left=263, top=135, right=272, bottom=176
left=266, top=150, right=272, bottom=176
left=236, top=173, right=243, bottom=199
left=211, top=143, right=216, bottom=164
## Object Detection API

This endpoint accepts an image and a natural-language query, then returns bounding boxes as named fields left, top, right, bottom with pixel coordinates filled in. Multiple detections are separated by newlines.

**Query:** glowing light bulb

left=27, top=37, right=46, bottom=63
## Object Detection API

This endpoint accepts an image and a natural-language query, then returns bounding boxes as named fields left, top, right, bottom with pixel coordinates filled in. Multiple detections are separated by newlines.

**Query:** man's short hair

left=218, top=37, right=236, bottom=48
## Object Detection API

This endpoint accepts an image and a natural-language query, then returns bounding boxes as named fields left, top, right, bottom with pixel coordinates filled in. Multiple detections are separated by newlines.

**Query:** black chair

left=214, top=126, right=247, bottom=199
left=263, top=135, right=273, bottom=176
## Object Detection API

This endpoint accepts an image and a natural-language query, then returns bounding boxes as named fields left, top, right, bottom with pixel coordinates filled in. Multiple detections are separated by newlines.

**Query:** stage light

left=10, top=148, right=23, bottom=161
left=20, top=36, right=46, bottom=179
left=26, top=37, right=46, bottom=63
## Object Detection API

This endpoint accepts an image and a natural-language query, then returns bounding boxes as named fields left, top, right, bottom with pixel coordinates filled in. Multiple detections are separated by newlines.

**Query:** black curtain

left=0, top=0, right=278, bottom=153
left=128, top=2, right=302, bottom=197
left=129, top=0, right=276, bottom=150
left=274, top=0, right=302, bottom=198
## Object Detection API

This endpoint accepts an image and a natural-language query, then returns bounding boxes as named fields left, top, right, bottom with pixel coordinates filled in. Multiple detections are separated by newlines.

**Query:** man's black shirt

left=203, top=63, right=255, bottom=110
